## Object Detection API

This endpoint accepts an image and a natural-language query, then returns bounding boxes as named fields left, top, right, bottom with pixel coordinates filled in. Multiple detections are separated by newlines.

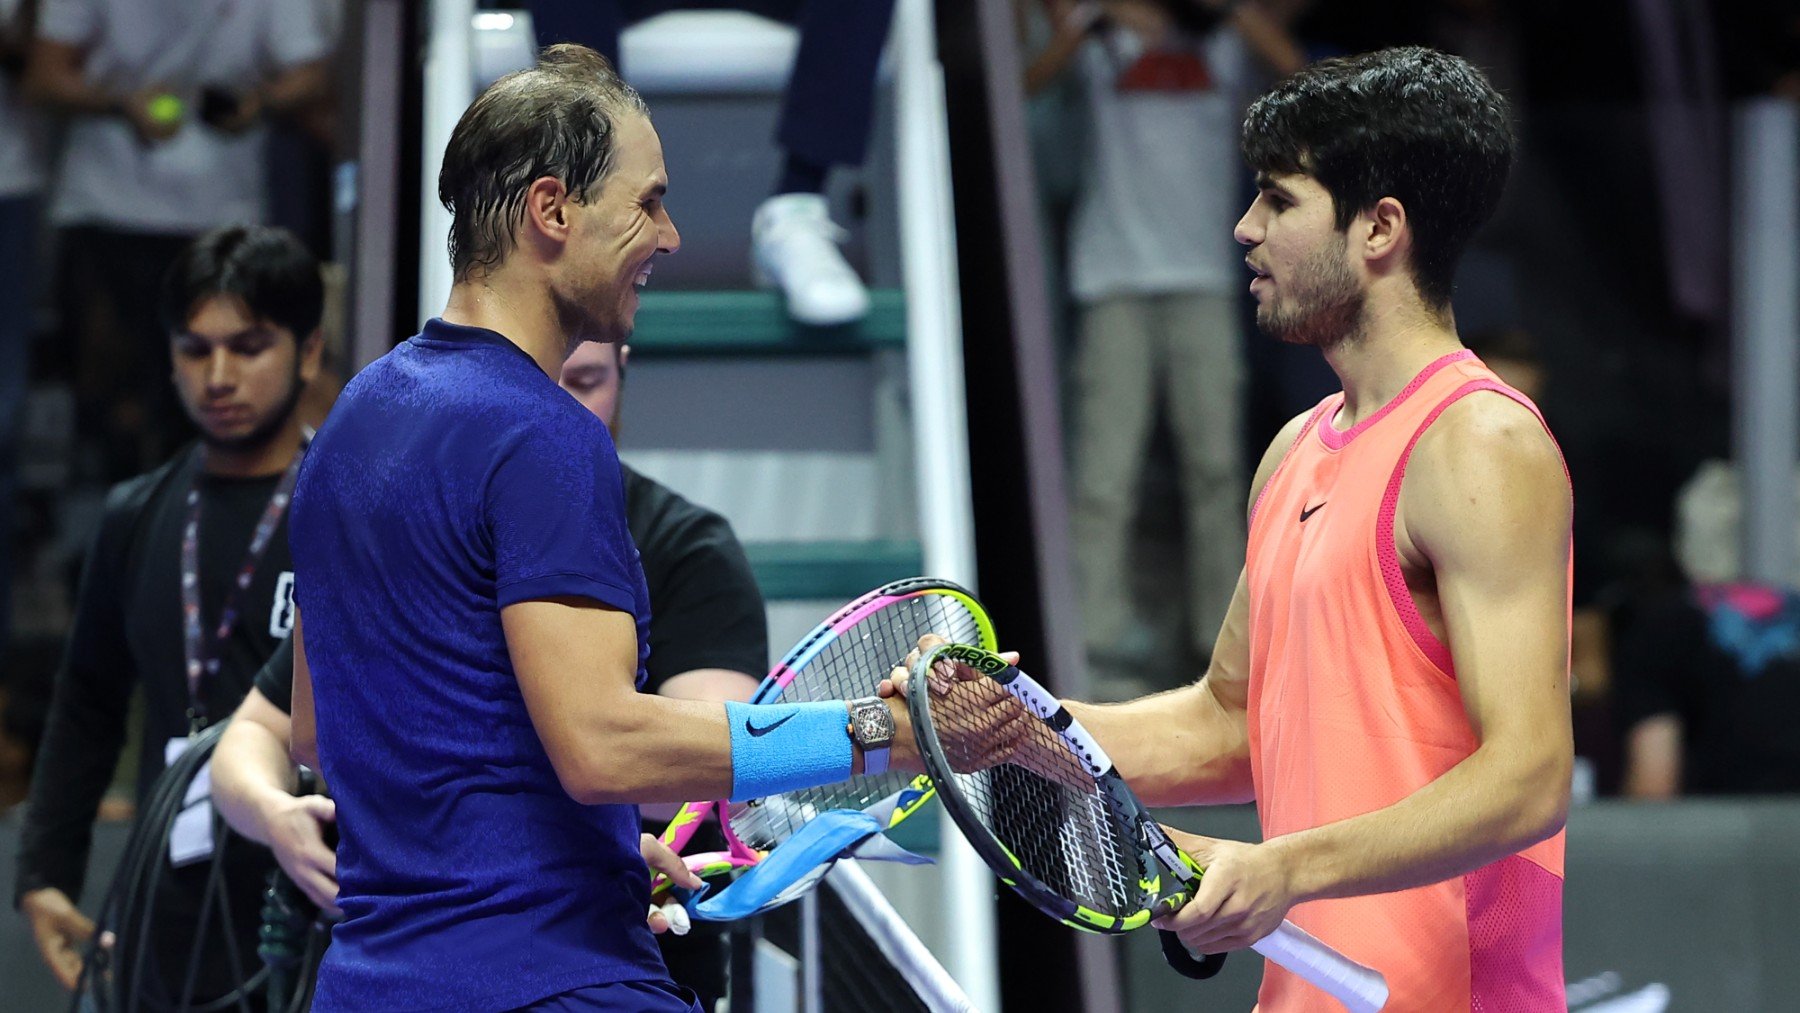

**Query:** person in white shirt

left=23, top=0, right=330, bottom=479
left=1026, top=0, right=1303, bottom=693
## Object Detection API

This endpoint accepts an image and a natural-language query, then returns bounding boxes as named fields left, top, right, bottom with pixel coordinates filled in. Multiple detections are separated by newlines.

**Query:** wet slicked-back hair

left=438, top=44, right=648, bottom=281
left=1242, top=46, right=1514, bottom=311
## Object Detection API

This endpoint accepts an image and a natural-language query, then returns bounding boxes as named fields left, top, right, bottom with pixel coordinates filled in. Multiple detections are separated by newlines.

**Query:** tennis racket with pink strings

left=651, top=578, right=997, bottom=899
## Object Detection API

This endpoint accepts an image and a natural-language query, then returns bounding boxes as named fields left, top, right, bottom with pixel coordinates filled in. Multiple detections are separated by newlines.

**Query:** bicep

left=1410, top=402, right=1573, bottom=747
left=1199, top=567, right=1252, bottom=713
left=232, top=686, right=293, bottom=743
left=502, top=597, right=643, bottom=777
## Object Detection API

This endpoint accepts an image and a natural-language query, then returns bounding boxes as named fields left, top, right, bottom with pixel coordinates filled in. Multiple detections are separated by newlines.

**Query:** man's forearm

left=639, top=669, right=762, bottom=821
left=543, top=692, right=890, bottom=806
left=213, top=719, right=300, bottom=846
left=258, top=60, right=328, bottom=117
left=1065, top=680, right=1254, bottom=808
left=14, top=696, right=127, bottom=906
left=25, top=71, right=120, bottom=115
left=1269, top=742, right=1571, bottom=904
left=23, top=44, right=122, bottom=116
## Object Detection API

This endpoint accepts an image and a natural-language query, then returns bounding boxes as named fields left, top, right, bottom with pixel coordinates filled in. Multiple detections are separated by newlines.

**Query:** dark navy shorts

left=515, top=979, right=705, bottom=1012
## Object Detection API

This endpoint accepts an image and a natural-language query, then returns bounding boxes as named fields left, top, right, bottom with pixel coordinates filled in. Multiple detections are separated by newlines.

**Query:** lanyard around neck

left=180, top=443, right=306, bottom=732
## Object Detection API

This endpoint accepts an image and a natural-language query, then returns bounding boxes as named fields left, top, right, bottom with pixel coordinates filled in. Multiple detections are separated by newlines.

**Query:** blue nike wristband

left=726, top=700, right=854, bottom=803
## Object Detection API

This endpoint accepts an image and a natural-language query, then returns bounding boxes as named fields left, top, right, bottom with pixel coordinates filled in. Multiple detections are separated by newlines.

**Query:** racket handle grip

left=1158, top=929, right=1227, bottom=979
left=1251, top=921, right=1389, bottom=1013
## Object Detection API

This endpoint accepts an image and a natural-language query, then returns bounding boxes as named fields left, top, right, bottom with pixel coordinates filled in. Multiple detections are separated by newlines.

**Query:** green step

left=628, top=289, right=905, bottom=356
left=744, top=539, right=924, bottom=601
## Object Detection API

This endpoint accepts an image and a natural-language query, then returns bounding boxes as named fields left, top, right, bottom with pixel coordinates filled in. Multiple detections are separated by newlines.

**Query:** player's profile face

left=1235, top=172, right=1364, bottom=349
left=562, top=113, right=680, bottom=343
left=171, top=294, right=318, bottom=450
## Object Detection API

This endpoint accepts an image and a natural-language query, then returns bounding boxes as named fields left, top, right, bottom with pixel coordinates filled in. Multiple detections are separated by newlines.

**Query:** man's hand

left=640, top=833, right=701, bottom=935
left=880, top=634, right=1022, bottom=700
left=122, top=87, right=181, bottom=144
left=1151, top=827, right=1298, bottom=956
left=265, top=794, right=341, bottom=915
left=21, top=887, right=97, bottom=990
left=882, top=635, right=1043, bottom=777
left=207, top=87, right=263, bottom=134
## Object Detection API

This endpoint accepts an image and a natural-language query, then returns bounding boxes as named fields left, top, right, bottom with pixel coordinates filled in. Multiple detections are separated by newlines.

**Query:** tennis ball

left=147, top=93, right=184, bottom=126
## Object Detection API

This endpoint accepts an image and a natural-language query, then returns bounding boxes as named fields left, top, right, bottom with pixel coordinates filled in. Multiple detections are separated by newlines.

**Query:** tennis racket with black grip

left=909, top=642, right=1390, bottom=1013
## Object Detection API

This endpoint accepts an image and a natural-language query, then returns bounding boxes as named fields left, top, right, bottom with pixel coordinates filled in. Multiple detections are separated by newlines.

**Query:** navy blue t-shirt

left=290, top=319, right=662, bottom=1011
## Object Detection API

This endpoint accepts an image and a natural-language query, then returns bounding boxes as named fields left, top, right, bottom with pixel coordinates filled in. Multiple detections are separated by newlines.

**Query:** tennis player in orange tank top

left=1242, top=349, right=1568, bottom=1011
left=894, top=48, right=1575, bottom=1012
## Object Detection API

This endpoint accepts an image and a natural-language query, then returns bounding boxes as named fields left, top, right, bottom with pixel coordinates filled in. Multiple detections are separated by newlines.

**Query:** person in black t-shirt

left=13, top=226, right=325, bottom=999
left=213, top=338, right=766, bottom=1011
left=1616, top=581, right=1800, bottom=797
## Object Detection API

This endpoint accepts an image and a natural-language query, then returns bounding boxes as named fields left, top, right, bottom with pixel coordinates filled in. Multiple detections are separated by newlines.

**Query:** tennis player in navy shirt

left=287, top=46, right=916, bottom=1011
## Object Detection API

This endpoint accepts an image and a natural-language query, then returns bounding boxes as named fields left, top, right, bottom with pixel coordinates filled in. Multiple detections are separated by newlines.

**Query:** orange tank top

left=1245, top=350, right=1567, bottom=1013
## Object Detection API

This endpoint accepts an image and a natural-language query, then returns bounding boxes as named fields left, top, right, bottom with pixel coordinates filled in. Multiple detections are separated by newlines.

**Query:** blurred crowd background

left=1, top=0, right=1799, bottom=857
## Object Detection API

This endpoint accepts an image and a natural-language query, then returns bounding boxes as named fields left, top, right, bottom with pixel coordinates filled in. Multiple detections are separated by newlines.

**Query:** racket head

left=725, top=577, right=996, bottom=852
left=909, top=642, right=1190, bottom=935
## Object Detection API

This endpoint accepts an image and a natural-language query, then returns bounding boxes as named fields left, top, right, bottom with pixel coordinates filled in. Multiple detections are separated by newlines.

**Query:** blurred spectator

left=526, top=0, right=893, bottom=327
left=1616, top=581, right=1800, bottom=798
left=1024, top=0, right=1300, bottom=692
left=1, top=0, right=48, bottom=682
left=22, top=0, right=331, bottom=481
left=1615, top=450, right=1800, bottom=798
left=14, top=226, right=321, bottom=998
left=1674, top=460, right=1800, bottom=590
left=1463, top=327, right=1544, bottom=402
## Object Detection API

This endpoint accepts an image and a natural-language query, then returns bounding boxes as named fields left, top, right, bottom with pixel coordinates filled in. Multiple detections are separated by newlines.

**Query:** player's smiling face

left=1234, top=171, right=1365, bottom=349
left=561, top=113, right=679, bottom=345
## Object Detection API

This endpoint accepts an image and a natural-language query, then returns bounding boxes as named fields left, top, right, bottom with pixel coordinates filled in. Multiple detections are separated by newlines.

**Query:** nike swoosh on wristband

left=1300, top=501, right=1326, bottom=522
left=746, top=714, right=796, bottom=737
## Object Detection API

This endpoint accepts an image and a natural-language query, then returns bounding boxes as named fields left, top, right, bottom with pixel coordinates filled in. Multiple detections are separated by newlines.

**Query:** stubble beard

left=1256, top=240, right=1366, bottom=351
left=196, top=362, right=306, bottom=454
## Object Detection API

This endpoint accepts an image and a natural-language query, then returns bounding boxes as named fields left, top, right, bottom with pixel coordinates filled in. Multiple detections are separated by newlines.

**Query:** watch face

left=853, top=700, right=895, bottom=746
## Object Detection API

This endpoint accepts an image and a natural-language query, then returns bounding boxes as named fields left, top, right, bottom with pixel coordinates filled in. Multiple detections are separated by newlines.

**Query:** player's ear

left=523, top=176, right=573, bottom=246
left=1362, top=196, right=1408, bottom=267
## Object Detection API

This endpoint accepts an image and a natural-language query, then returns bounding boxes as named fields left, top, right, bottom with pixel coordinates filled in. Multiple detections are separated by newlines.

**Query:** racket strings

left=730, top=593, right=983, bottom=850
left=927, top=675, right=1146, bottom=917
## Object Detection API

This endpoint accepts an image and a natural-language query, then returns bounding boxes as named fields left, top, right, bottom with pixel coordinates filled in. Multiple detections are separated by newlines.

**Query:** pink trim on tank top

left=1377, top=379, right=1563, bottom=677
left=1317, top=350, right=1476, bottom=451
left=1380, top=380, right=1507, bottom=675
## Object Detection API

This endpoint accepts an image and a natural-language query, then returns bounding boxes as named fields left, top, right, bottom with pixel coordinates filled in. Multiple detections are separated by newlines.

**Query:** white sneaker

left=752, top=193, right=871, bottom=326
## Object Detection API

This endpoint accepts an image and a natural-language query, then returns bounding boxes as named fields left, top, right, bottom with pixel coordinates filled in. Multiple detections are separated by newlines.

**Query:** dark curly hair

left=1242, top=46, right=1515, bottom=311
left=439, top=44, right=648, bottom=282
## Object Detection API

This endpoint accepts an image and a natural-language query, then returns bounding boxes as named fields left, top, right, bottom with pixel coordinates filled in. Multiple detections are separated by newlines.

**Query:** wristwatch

left=847, top=697, right=896, bottom=776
